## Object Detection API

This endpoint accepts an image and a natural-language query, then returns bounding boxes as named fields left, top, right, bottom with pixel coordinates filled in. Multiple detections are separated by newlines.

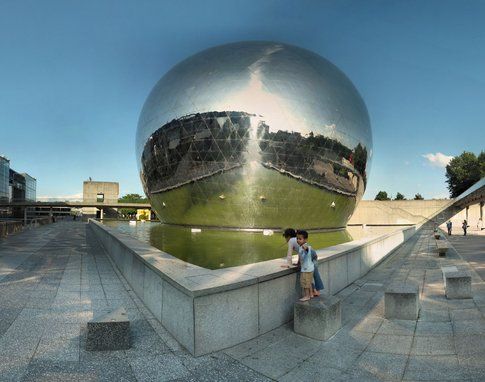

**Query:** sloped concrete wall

left=349, top=200, right=450, bottom=225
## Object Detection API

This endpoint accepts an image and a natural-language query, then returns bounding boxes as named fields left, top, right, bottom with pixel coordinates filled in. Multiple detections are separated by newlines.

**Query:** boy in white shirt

left=296, top=230, right=314, bottom=301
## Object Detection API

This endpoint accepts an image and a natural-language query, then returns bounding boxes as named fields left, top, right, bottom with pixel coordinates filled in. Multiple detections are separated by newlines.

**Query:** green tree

left=445, top=151, right=484, bottom=197
left=118, top=193, right=148, bottom=217
left=118, top=193, right=148, bottom=203
left=414, top=193, right=424, bottom=200
left=394, top=192, right=406, bottom=200
left=375, top=191, right=390, bottom=201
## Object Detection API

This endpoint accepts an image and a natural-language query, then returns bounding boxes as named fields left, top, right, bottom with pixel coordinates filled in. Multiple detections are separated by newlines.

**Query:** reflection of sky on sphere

left=136, top=41, right=372, bottom=160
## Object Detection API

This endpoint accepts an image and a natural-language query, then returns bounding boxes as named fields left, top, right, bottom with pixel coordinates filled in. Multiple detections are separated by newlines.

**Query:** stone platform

left=294, top=296, right=341, bottom=340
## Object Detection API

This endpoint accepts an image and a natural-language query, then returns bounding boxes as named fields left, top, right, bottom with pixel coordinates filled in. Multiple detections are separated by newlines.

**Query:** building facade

left=82, top=181, right=119, bottom=219
left=0, top=155, right=37, bottom=218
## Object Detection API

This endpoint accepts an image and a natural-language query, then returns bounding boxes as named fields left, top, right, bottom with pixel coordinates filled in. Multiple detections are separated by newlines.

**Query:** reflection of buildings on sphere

left=136, top=41, right=372, bottom=229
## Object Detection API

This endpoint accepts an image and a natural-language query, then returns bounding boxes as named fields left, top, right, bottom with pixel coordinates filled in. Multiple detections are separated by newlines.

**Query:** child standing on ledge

left=296, top=230, right=314, bottom=301
left=282, top=228, right=299, bottom=267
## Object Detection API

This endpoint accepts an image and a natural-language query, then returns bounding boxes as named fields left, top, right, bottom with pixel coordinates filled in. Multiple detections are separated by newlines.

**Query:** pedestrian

left=296, top=230, right=314, bottom=302
left=310, top=247, right=325, bottom=296
left=462, top=220, right=468, bottom=236
left=446, top=220, right=452, bottom=235
left=282, top=228, right=299, bottom=268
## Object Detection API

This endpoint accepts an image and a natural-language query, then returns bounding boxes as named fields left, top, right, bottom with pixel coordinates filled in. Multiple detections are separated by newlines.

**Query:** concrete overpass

left=0, top=201, right=152, bottom=223
left=0, top=201, right=151, bottom=208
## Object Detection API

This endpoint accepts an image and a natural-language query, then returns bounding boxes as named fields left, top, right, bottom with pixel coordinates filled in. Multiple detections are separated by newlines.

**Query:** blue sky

left=1, top=0, right=484, bottom=201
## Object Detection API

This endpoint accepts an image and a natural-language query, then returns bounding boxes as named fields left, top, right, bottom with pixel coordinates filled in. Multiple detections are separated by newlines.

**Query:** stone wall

left=0, top=220, right=23, bottom=238
left=89, top=219, right=417, bottom=356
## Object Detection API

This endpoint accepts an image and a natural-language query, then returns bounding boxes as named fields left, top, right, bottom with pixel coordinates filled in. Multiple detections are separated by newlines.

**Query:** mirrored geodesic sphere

left=136, top=41, right=372, bottom=229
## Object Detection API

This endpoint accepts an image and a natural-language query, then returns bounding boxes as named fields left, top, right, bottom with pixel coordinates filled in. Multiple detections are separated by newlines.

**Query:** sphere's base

left=149, top=166, right=356, bottom=229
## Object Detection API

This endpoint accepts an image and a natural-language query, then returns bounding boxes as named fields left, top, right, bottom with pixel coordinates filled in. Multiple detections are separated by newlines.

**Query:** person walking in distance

left=446, top=220, right=452, bottom=235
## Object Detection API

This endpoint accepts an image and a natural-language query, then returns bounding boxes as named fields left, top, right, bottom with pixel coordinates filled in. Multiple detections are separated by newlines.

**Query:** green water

left=103, top=221, right=353, bottom=269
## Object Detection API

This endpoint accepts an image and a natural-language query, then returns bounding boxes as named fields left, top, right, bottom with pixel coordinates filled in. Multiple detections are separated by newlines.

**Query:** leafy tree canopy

left=118, top=194, right=148, bottom=217
left=118, top=193, right=148, bottom=203
left=394, top=192, right=406, bottom=200
left=375, top=191, right=390, bottom=201
left=445, top=151, right=485, bottom=197
left=414, top=193, right=424, bottom=200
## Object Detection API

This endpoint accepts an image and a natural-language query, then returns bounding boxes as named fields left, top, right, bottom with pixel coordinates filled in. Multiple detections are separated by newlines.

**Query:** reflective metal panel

left=136, top=41, right=372, bottom=229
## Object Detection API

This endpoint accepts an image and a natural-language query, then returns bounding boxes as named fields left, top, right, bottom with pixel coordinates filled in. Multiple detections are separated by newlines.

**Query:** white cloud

left=432, top=193, right=450, bottom=200
left=37, top=192, right=83, bottom=202
left=422, top=152, right=454, bottom=168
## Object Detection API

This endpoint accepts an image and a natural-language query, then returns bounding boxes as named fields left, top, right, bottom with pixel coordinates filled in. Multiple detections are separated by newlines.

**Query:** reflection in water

left=104, top=221, right=353, bottom=270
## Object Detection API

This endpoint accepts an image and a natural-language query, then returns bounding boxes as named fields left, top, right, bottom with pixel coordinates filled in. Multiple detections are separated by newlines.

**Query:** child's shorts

left=300, top=272, right=313, bottom=288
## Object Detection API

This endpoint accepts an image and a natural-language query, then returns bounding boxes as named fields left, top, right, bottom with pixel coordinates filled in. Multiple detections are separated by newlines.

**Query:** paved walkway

left=447, top=229, right=485, bottom=281
left=0, top=221, right=484, bottom=381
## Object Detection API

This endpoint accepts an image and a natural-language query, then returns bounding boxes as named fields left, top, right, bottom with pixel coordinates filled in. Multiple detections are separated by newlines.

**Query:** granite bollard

left=436, top=240, right=449, bottom=257
left=294, top=296, right=341, bottom=340
left=384, top=284, right=419, bottom=320
left=443, top=269, right=472, bottom=299
left=86, top=307, right=131, bottom=351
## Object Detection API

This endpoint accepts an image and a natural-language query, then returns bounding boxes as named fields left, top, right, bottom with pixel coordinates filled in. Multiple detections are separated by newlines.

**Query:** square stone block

left=385, top=284, right=419, bottom=320
left=436, top=241, right=448, bottom=257
left=86, top=307, right=131, bottom=351
left=444, top=271, right=472, bottom=299
left=294, top=296, right=341, bottom=340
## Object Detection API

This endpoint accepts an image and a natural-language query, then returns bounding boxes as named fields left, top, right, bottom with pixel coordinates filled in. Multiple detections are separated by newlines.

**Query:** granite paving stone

left=404, top=355, right=469, bottom=381
left=411, top=335, right=455, bottom=355
left=453, top=319, right=485, bottom=334
left=22, top=360, right=81, bottom=382
left=0, top=356, right=29, bottom=382
left=351, top=315, right=384, bottom=333
left=241, top=349, right=305, bottom=380
left=308, top=344, right=363, bottom=371
left=326, top=328, right=374, bottom=352
left=447, top=299, right=476, bottom=310
left=353, top=351, right=409, bottom=381
left=454, top=334, right=485, bottom=355
left=1, top=221, right=484, bottom=381
left=367, top=334, right=414, bottom=355
left=377, top=319, right=416, bottom=336
left=78, top=359, right=138, bottom=382
left=223, top=324, right=293, bottom=360
left=415, top=321, right=453, bottom=337
left=128, top=353, right=191, bottom=382
left=33, top=336, right=80, bottom=362
left=418, top=309, right=450, bottom=322
left=458, top=353, right=485, bottom=381
left=278, top=361, right=347, bottom=382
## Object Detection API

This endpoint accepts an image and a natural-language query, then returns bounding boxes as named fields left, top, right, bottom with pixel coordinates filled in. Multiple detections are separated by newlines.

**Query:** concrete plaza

left=0, top=221, right=484, bottom=381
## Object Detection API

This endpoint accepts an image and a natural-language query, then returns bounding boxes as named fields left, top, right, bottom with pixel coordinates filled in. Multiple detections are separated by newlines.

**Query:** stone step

left=442, top=267, right=472, bottom=299
left=294, top=296, right=341, bottom=341
left=436, top=240, right=449, bottom=256
left=86, top=306, right=131, bottom=351
left=384, top=283, right=420, bottom=320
